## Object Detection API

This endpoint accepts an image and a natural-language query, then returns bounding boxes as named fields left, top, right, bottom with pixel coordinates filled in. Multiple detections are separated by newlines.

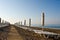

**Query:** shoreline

left=15, top=25, right=60, bottom=40
left=30, top=26, right=60, bottom=34
left=15, top=25, right=60, bottom=34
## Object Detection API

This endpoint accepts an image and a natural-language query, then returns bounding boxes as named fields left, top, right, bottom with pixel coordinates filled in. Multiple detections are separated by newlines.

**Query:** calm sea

left=32, top=24, right=60, bottom=29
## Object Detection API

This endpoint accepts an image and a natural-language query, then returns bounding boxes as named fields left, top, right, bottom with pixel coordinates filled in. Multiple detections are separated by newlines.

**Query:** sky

left=0, top=0, right=60, bottom=25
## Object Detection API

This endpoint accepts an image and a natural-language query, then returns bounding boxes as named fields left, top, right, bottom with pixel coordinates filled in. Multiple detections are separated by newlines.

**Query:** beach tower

left=41, top=12, right=45, bottom=31
left=29, top=18, right=31, bottom=27
left=24, top=20, right=26, bottom=26
left=0, top=18, right=1, bottom=23
left=42, top=12, right=45, bottom=26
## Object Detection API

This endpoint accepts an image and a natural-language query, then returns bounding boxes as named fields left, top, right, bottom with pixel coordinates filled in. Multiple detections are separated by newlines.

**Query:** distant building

left=2, top=20, right=4, bottom=23
left=29, top=18, right=31, bottom=27
left=21, top=21, right=22, bottom=25
left=24, top=20, right=26, bottom=26
left=0, top=18, right=1, bottom=23
left=19, top=22, right=20, bottom=25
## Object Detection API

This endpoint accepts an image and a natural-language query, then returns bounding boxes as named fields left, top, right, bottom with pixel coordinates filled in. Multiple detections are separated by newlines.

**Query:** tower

left=29, top=18, right=31, bottom=27
left=19, top=22, right=20, bottom=25
left=0, top=18, right=1, bottom=23
left=21, top=21, right=22, bottom=25
left=24, top=20, right=26, bottom=26
left=41, top=12, right=45, bottom=31
left=42, top=12, right=45, bottom=26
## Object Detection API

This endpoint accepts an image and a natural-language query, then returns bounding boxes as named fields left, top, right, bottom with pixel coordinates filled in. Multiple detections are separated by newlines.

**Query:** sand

left=0, top=25, right=60, bottom=40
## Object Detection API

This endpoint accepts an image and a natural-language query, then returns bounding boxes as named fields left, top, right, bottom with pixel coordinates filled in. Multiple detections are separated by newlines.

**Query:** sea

left=32, top=24, right=60, bottom=29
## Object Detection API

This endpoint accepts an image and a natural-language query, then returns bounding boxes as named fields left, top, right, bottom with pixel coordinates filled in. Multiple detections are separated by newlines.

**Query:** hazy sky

left=0, top=0, right=60, bottom=25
